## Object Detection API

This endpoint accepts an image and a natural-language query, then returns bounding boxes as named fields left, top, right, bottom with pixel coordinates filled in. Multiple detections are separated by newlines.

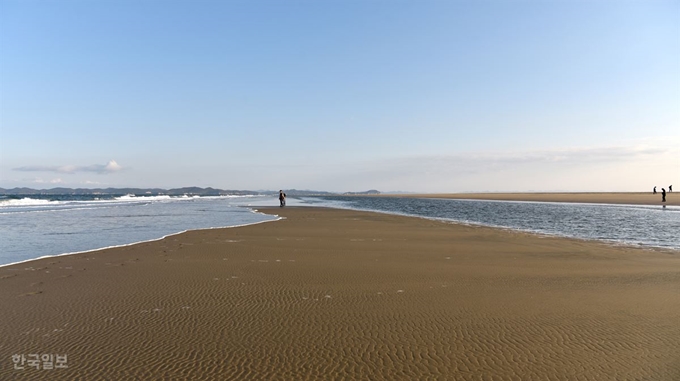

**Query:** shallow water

left=0, top=195, right=291, bottom=266
left=1, top=194, right=678, bottom=266
left=304, top=196, right=680, bottom=251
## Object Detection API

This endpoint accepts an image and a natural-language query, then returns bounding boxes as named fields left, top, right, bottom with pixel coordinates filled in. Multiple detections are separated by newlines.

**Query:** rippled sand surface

left=1, top=207, right=678, bottom=380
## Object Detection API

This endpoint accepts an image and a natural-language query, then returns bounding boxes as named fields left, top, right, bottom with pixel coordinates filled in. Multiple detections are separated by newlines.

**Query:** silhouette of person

left=661, top=188, right=666, bottom=203
left=279, top=190, right=286, bottom=207
left=653, top=186, right=657, bottom=194
left=670, top=185, right=673, bottom=192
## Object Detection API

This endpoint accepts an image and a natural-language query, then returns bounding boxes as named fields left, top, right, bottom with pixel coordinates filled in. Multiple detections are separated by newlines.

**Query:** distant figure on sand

left=661, top=188, right=666, bottom=203
left=653, top=186, right=657, bottom=194
left=670, top=185, right=673, bottom=192
left=279, top=190, right=286, bottom=207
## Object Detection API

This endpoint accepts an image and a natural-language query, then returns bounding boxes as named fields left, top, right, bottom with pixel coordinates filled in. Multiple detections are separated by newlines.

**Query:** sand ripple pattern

left=1, top=208, right=679, bottom=380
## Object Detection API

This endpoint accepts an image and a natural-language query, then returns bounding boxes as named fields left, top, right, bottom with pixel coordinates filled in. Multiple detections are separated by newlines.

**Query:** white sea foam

left=0, top=198, right=59, bottom=207
left=113, top=194, right=260, bottom=202
left=0, top=194, right=273, bottom=215
left=0, top=194, right=265, bottom=208
left=115, top=194, right=173, bottom=202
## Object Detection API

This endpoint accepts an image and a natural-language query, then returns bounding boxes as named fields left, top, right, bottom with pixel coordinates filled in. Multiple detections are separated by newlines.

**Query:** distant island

left=0, top=187, right=380, bottom=197
left=342, top=190, right=381, bottom=195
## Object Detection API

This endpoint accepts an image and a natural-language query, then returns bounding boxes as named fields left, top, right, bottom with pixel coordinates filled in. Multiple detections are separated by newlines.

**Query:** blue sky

left=1, top=0, right=678, bottom=192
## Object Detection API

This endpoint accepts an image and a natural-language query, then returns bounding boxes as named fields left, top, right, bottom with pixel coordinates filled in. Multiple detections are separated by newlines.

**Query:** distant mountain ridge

left=343, top=189, right=381, bottom=195
left=0, top=187, right=375, bottom=197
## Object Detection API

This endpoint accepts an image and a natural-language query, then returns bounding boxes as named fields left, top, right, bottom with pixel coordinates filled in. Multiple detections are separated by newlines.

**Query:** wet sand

left=1, top=207, right=679, bottom=380
left=391, top=192, right=679, bottom=206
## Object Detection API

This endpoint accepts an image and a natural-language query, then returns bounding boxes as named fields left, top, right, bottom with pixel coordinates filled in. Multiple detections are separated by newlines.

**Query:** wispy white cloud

left=14, top=160, right=124, bottom=174
left=308, top=142, right=678, bottom=192
left=30, top=178, right=64, bottom=184
left=385, top=145, right=672, bottom=174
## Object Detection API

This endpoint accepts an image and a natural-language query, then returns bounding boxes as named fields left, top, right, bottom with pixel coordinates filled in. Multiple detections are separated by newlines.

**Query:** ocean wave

left=0, top=197, right=59, bottom=207
left=115, top=194, right=174, bottom=201
left=0, top=194, right=270, bottom=213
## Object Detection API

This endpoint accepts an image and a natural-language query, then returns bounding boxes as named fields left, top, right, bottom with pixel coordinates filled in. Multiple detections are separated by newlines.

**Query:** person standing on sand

left=661, top=188, right=666, bottom=203
left=670, top=185, right=673, bottom=192
left=653, top=186, right=657, bottom=194
left=279, top=190, right=286, bottom=207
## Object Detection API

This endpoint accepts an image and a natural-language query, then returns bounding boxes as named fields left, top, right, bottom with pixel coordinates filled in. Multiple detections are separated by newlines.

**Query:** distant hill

left=343, top=189, right=381, bottom=195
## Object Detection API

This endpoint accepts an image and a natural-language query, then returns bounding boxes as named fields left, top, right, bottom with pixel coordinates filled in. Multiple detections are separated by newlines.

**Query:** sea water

left=307, top=196, right=680, bottom=251
left=0, top=195, right=293, bottom=266
left=1, top=194, right=678, bottom=267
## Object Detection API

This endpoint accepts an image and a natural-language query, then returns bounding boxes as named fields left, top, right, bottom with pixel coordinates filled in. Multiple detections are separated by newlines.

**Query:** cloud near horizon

left=30, top=178, right=64, bottom=184
left=14, top=160, right=124, bottom=174
left=384, top=144, right=672, bottom=171
left=310, top=143, right=678, bottom=192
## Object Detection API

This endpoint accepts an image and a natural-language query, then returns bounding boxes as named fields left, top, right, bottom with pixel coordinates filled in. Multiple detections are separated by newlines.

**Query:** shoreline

left=0, top=213, right=283, bottom=269
left=381, top=192, right=678, bottom=206
left=3, top=199, right=678, bottom=269
left=300, top=204, right=680, bottom=253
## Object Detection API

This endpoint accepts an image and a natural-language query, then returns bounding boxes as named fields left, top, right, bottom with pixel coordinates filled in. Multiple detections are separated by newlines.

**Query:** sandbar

left=1, top=207, right=678, bottom=380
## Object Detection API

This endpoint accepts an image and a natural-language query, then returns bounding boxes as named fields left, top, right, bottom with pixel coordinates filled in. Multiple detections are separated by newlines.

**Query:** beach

left=392, top=192, right=679, bottom=206
left=1, top=206, right=679, bottom=380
